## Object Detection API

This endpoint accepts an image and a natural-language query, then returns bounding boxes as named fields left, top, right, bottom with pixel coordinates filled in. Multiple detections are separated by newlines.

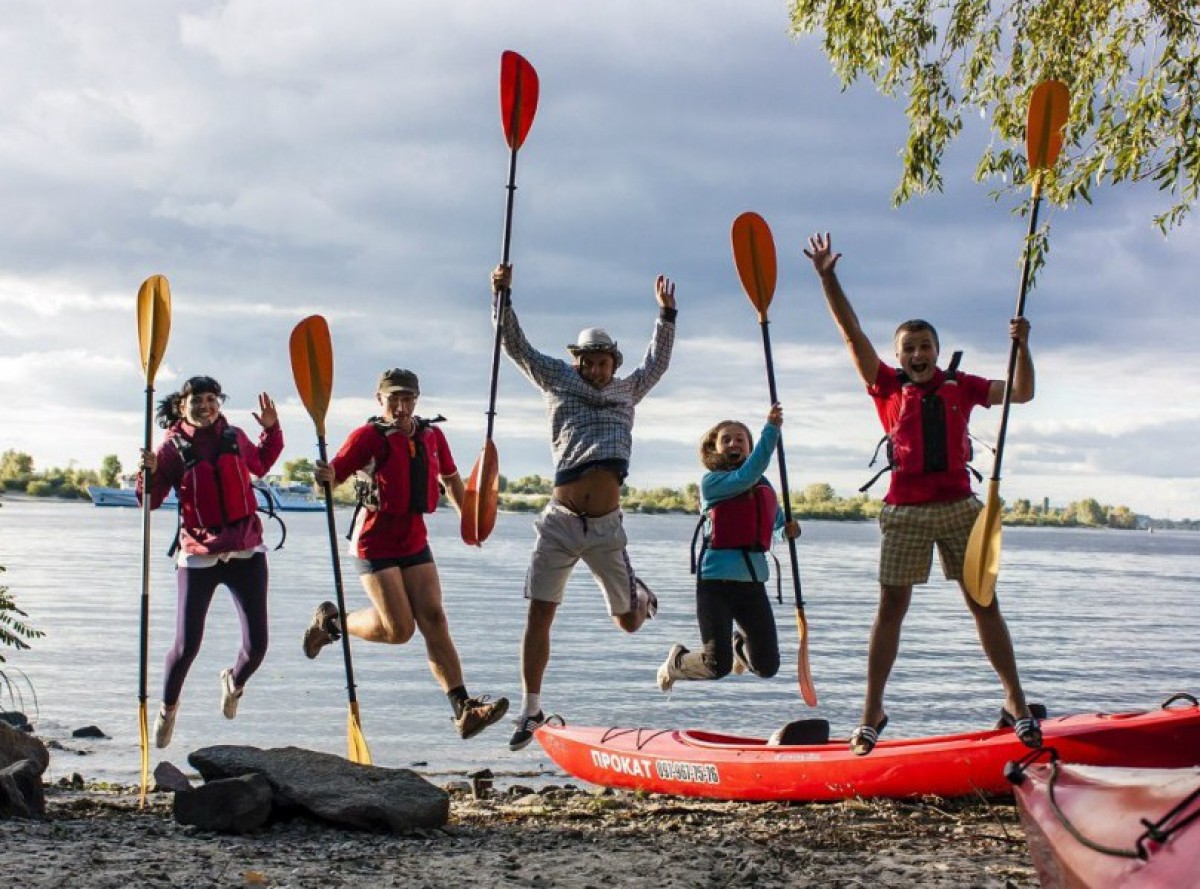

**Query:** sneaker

left=220, top=668, right=243, bottom=720
left=731, top=631, right=749, bottom=676
left=302, top=601, right=341, bottom=659
left=154, top=706, right=177, bottom=749
left=508, top=710, right=548, bottom=751
left=455, top=695, right=511, bottom=740
left=656, top=643, right=688, bottom=693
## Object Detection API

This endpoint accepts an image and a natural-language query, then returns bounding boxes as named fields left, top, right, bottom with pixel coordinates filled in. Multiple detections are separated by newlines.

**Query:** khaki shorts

left=525, top=501, right=637, bottom=616
left=878, top=496, right=982, bottom=587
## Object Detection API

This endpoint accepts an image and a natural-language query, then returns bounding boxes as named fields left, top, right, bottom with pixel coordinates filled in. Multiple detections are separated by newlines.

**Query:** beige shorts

left=878, top=496, right=982, bottom=587
left=525, top=500, right=637, bottom=616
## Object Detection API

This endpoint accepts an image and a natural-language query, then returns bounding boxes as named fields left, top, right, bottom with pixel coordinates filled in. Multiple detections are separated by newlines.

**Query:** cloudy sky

left=2, top=1, right=1198, bottom=519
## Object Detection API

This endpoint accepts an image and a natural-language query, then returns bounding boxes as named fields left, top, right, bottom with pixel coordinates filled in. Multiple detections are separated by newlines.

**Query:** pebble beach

left=2, top=776, right=1039, bottom=888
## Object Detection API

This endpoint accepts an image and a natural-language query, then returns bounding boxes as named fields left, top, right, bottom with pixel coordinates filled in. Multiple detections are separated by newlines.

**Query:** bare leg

left=404, top=562, right=464, bottom=692
left=858, top=584, right=912, bottom=726
left=960, top=584, right=1031, bottom=718
left=521, top=599, right=558, bottom=696
left=347, top=567, right=416, bottom=644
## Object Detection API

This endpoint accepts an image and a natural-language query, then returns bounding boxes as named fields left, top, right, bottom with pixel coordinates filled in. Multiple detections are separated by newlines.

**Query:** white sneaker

left=656, top=643, right=688, bottom=693
left=220, top=668, right=243, bottom=720
left=154, top=706, right=177, bottom=749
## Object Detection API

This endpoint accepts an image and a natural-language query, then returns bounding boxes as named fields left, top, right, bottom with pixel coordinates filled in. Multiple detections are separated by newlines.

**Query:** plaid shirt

left=498, top=301, right=675, bottom=475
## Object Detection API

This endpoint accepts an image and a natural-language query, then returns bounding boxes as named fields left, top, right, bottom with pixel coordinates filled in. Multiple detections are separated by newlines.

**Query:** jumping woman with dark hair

left=137, top=375, right=283, bottom=748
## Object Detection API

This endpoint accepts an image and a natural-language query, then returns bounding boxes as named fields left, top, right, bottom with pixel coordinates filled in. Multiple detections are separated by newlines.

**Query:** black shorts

left=355, top=545, right=434, bottom=576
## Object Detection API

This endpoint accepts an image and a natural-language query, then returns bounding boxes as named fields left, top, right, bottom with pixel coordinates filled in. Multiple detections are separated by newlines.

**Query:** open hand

left=253, top=392, right=278, bottom=429
left=655, top=275, right=676, bottom=309
left=803, top=233, right=841, bottom=277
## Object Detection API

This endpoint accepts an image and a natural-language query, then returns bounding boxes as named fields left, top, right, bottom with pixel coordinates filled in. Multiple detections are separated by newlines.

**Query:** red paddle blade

left=461, top=441, right=500, bottom=546
left=731, top=212, right=777, bottom=321
left=500, top=50, right=539, bottom=150
left=289, top=315, right=334, bottom=439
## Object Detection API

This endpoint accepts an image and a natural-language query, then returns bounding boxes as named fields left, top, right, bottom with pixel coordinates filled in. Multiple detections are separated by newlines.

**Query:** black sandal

left=848, top=714, right=889, bottom=756
left=999, top=707, right=1043, bottom=749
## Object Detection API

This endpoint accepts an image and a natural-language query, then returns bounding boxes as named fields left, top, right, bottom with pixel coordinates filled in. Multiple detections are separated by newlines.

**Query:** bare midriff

left=553, top=467, right=622, bottom=517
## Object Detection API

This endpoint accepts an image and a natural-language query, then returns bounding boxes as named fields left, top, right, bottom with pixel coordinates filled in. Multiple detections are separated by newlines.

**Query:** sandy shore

left=1, top=778, right=1039, bottom=888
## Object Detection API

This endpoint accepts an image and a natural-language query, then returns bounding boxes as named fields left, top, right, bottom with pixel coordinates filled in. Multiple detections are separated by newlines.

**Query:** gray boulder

left=0, top=759, right=45, bottom=819
left=153, top=760, right=193, bottom=793
left=0, top=721, right=48, bottom=774
left=173, top=773, right=273, bottom=833
left=189, top=745, right=449, bottom=833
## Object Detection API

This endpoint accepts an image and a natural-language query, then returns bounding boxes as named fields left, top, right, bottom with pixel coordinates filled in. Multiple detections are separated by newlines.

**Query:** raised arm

left=489, top=263, right=567, bottom=390
left=988, top=318, right=1036, bottom=405
left=803, top=233, right=881, bottom=388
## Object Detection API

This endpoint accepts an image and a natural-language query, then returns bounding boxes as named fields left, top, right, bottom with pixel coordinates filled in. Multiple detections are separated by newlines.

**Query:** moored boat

left=257, top=481, right=325, bottom=512
left=534, top=694, right=1200, bottom=802
left=1010, top=757, right=1200, bottom=888
left=87, top=484, right=178, bottom=508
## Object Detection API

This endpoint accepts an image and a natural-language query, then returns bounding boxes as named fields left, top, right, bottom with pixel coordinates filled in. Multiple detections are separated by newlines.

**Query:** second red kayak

left=534, top=695, right=1200, bottom=802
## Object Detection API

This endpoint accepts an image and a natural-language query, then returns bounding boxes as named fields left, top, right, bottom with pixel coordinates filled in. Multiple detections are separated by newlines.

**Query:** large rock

left=0, top=759, right=45, bottom=819
left=189, top=745, right=449, bottom=833
left=173, top=773, right=273, bottom=833
left=0, top=721, right=48, bottom=774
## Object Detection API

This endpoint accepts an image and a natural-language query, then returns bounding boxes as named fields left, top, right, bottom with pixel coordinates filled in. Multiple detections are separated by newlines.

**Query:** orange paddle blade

left=501, top=51, right=539, bottom=150
left=795, top=609, right=818, bottom=707
left=731, top=212, right=777, bottom=320
left=962, top=480, right=1002, bottom=607
left=1026, top=80, right=1070, bottom=196
left=289, top=315, right=334, bottom=438
left=461, top=441, right=500, bottom=546
left=136, top=275, right=172, bottom=384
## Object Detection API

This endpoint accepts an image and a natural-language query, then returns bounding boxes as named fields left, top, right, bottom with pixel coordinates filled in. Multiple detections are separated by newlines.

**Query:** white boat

left=86, top=481, right=322, bottom=513
left=257, top=482, right=325, bottom=513
left=87, top=483, right=178, bottom=508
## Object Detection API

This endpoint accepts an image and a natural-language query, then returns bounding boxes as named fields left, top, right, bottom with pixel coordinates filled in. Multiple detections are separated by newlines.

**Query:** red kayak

left=534, top=695, right=1200, bottom=802
left=1011, top=760, right=1200, bottom=888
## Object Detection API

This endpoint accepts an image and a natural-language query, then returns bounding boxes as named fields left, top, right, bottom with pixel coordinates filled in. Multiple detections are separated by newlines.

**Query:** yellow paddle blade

left=289, top=315, right=334, bottom=438
left=963, top=481, right=1003, bottom=606
left=1026, top=80, right=1070, bottom=198
left=731, top=212, right=777, bottom=321
left=136, top=275, right=172, bottom=384
left=138, top=699, right=150, bottom=808
left=348, top=704, right=372, bottom=765
left=795, top=609, right=818, bottom=707
left=461, top=441, right=500, bottom=546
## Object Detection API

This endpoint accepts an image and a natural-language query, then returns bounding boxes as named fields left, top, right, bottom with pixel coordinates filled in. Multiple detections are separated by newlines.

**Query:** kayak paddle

left=289, top=315, right=371, bottom=765
left=462, top=50, right=540, bottom=546
left=135, top=274, right=171, bottom=807
left=963, top=80, right=1070, bottom=606
left=731, top=211, right=817, bottom=707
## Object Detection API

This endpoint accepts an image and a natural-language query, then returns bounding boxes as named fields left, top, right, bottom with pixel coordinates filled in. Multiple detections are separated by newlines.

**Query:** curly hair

left=699, top=420, right=754, bottom=471
left=155, top=375, right=226, bottom=429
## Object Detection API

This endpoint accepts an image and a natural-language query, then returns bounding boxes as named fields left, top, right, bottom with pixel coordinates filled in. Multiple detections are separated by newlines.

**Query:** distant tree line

left=2, top=449, right=1193, bottom=531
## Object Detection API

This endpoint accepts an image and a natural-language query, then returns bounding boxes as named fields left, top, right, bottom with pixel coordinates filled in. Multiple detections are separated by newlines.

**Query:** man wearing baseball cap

left=306, top=366, right=509, bottom=740
left=490, top=262, right=677, bottom=751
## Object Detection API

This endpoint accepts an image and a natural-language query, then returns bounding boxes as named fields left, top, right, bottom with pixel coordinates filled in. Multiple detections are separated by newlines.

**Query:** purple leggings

left=161, top=552, right=269, bottom=706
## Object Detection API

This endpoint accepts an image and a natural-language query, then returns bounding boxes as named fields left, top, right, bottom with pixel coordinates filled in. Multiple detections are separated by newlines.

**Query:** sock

left=521, top=693, right=541, bottom=717
left=447, top=686, right=470, bottom=718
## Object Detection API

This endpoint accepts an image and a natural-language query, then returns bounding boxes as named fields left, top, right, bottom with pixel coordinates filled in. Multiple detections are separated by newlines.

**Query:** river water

left=2, top=497, right=1198, bottom=785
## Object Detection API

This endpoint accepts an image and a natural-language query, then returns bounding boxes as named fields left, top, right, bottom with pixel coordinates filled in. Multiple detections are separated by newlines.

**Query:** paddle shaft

left=987, top=186, right=1043, bottom=484
left=138, top=384, right=154, bottom=706
left=316, top=437, right=360, bottom=705
left=757, top=319, right=803, bottom=609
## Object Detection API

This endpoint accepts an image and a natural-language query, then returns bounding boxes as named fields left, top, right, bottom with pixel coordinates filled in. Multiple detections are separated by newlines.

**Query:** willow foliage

left=790, top=1, right=1200, bottom=233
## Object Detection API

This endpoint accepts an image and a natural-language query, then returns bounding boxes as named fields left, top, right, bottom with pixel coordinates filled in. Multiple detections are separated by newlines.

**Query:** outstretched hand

left=655, top=275, right=676, bottom=309
left=803, top=232, right=841, bottom=277
left=253, top=392, right=278, bottom=429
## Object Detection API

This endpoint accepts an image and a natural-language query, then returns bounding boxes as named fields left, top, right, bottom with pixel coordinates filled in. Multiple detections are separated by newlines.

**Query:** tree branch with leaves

left=790, top=1, right=1200, bottom=234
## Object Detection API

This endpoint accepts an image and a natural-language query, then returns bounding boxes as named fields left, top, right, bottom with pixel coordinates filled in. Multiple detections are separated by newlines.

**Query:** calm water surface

left=2, top=498, right=1198, bottom=785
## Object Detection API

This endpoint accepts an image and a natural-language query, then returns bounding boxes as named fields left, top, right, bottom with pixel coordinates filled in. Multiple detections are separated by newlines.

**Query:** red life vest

left=708, top=481, right=778, bottom=552
left=861, top=352, right=975, bottom=493
left=364, top=418, right=444, bottom=517
left=171, top=427, right=257, bottom=528
left=691, top=480, right=779, bottom=583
